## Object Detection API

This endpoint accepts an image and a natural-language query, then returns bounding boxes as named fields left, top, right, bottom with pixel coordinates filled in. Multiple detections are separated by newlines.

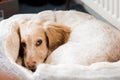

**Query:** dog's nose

left=27, top=61, right=36, bottom=71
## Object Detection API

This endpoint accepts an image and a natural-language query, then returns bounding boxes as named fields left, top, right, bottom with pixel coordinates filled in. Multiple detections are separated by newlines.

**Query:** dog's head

left=6, top=21, right=71, bottom=71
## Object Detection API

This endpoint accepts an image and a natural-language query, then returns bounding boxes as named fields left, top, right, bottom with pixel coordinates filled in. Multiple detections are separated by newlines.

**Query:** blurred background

left=19, top=0, right=87, bottom=13
left=0, top=0, right=87, bottom=20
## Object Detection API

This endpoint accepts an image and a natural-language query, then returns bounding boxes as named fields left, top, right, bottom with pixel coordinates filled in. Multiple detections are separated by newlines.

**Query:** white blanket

left=0, top=10, right=120, bottom=80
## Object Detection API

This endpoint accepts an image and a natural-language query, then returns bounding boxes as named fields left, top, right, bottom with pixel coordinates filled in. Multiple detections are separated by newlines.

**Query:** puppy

left=6, top=17, right=120, bottom=72
left=18, top=21, right=71, bottom=71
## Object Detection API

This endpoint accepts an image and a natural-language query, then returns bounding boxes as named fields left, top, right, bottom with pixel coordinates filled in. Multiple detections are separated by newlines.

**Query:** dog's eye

left=21, top=42, right=26, bottom=47
left=36, top=40, right=42, bottom=46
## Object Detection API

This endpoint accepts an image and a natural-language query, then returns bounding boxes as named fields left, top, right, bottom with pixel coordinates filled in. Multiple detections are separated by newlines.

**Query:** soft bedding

left=0, top=10, right=120, bottom=80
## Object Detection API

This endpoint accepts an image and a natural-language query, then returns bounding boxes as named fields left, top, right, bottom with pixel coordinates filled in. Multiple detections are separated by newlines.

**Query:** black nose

left=26, top=61, right=36, bottom=71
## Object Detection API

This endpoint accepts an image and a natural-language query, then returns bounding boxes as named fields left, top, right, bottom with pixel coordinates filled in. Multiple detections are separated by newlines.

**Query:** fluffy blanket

left=0, top=10, right=120, bottom=80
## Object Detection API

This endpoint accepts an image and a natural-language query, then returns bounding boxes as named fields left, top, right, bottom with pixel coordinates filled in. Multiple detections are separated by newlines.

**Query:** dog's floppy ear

left=5, top=23, right=20, bottom=62
left=43, top=22, right=71, bottom=53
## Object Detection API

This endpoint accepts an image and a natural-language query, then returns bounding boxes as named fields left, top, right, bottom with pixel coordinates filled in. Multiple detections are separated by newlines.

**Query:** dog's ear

left=43, top=22, right=71, bottom=53
left=5, top=23, right=20, bottom=62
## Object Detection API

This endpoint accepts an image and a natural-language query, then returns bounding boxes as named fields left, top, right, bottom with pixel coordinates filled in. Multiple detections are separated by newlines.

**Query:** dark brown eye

left=21, top=42, right=26, bottom=47
left=36, top=40, right=42, bottom=46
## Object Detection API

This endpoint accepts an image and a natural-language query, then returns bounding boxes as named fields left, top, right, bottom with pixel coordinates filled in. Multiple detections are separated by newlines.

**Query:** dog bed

left=0, top=10, right=120, bottom=80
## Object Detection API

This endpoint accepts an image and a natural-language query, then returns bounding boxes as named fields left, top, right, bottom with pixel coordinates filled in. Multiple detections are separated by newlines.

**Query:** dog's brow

left=25, top=21, right=34, bottom=35
left=26, top=28, right=30, bottom=35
